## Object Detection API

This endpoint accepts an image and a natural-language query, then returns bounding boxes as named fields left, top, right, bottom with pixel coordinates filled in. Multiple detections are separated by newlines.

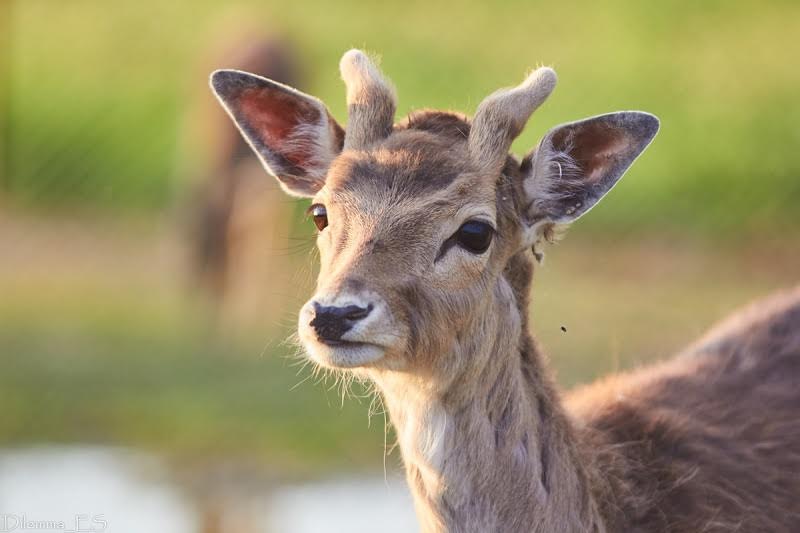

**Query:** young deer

left=211, top=51, right=800, bottom=532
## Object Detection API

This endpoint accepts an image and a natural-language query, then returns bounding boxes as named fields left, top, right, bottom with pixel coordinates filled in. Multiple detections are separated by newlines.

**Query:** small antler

left=339, top=49, right=397, bottom=151
left=469, top=67, right=557, bottom=174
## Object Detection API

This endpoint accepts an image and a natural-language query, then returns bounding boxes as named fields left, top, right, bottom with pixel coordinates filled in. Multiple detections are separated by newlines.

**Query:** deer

left=186, top=34, right=302, bottom=325
left=210, top=50, right=800, bottom=532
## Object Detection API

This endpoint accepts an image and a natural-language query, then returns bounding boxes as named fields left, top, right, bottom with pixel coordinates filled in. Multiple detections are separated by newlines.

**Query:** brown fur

left=210, top=53, right=800, bottom=532
left=570, top=286, right=800, bottom=532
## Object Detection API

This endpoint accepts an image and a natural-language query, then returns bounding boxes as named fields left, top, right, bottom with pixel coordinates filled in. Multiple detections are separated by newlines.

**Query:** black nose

left=310, top=303, right=373, bottom=343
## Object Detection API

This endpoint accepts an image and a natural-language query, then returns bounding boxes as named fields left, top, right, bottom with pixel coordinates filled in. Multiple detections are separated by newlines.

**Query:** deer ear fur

left=521, top=111, right=659, bottom=250
left=210, top=69, right=344, bottom=197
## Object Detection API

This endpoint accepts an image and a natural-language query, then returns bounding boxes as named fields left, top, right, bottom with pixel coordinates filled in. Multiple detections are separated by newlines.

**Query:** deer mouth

left=305, top=337, right=387, bottom=368
left=318, top=338, right=369, bottom=347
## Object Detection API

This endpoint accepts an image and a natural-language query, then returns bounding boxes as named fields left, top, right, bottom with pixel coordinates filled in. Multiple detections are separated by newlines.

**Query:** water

left=0, top=447, right=417, bottom=533
left=0, top=447, right=197, bottom=533
left=265, top=477, right=418, bottom=533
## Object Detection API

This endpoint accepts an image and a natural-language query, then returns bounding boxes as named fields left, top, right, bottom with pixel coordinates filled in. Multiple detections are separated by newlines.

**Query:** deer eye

left=309, top=204, right=328, bottom=231
left=455, top=220, right=494, bottom=254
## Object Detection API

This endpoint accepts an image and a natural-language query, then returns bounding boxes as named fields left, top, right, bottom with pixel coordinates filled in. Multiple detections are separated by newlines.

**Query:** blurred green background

left=0, top=0, right=798, bottom=527
left=5, top=0, right=800, bottom=232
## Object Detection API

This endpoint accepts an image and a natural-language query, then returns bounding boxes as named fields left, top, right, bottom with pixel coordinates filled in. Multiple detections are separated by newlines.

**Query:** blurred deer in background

left=186, top=34, right=303, bottom=327
left=211, top=50, right=800, bottom=532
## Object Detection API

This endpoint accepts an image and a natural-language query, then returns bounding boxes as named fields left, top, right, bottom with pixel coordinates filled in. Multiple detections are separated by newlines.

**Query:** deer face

left=298, top=126, right=512, bottom=370
left=211, top=50, right=659, bottom=372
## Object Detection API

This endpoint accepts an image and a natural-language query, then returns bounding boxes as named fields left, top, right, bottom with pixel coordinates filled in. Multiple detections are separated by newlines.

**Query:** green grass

left=3, top=0, right=800, bottom=235
left=0, top=290, right=386, bottom=475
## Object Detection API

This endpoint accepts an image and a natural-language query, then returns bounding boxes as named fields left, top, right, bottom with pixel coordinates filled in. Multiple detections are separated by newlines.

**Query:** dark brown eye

left=309, top=204, right=328, bottom=231
left=455, top=220, right=494, bottom=254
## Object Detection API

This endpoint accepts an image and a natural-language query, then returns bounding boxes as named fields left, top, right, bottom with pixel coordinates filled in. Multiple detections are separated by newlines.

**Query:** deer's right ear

left=210, top=69, right=345, bottom=197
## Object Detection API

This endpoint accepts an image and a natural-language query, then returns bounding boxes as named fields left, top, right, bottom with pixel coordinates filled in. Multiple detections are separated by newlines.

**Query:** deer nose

left=309, top=302, right=373, bottom=343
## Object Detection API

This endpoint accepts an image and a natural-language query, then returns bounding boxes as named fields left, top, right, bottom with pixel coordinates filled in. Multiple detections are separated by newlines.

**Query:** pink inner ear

left=238, top=87, right=322, bottom=170
left=557, top=123, right=630, bottom=184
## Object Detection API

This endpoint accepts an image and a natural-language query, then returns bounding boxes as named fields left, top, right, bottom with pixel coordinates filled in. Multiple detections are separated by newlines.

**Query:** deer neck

left=370, top=257, right=605, bottom=533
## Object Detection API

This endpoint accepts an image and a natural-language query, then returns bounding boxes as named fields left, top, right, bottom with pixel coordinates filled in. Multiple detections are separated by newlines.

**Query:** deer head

left=210, top=50, right=658, bottom=380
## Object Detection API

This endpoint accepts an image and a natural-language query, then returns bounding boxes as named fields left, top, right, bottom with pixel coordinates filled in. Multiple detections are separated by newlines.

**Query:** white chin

left=304, top=340, right=386, bottom=368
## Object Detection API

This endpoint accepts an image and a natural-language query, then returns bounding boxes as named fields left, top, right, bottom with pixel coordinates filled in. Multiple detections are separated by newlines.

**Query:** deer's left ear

left=520, top=111, right=659, bottom=242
